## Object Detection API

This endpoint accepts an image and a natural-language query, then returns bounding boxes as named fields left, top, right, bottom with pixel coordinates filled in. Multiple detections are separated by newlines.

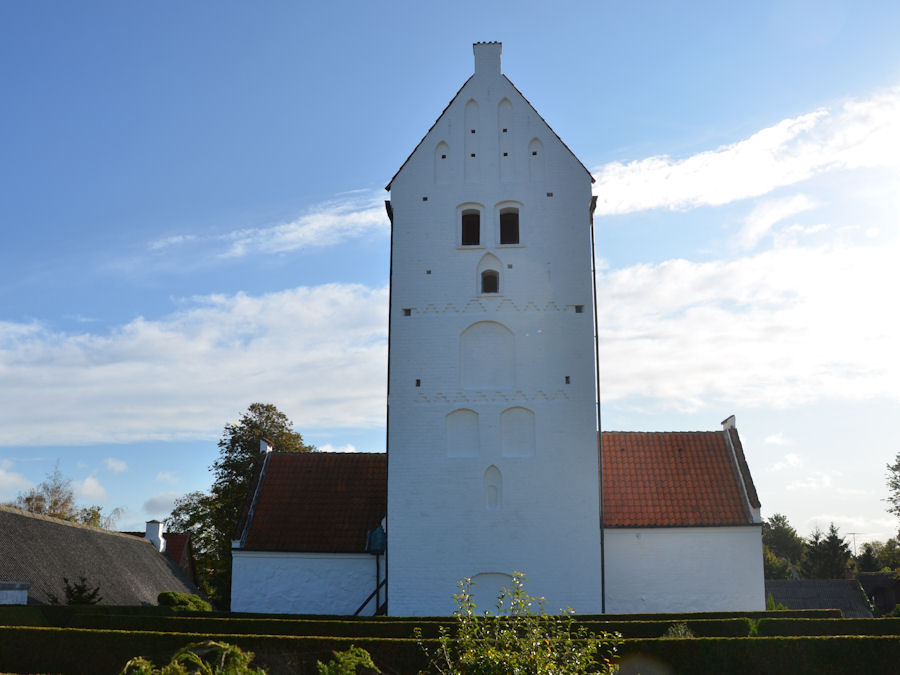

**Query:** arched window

left=499, top=207, right=519, bottom=244
left=528, top=138, right=544, bottom=181
left=481, top=270, right=499, bottom=294
left=461, top=209, right=480, bottom=246
left=484, top=465, right=502, bottom=509
left=501, top=407, right=536, bottom=457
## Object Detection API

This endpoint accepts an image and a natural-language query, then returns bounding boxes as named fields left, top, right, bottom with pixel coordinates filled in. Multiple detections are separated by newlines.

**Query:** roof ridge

left=0, top=504, right=153, bottom=542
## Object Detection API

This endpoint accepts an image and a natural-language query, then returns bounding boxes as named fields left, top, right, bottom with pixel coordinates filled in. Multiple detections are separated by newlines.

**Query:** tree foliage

left=887, top=452, right=900, bottom=520
left=48, top=575, right=102, bottom=605
left=416, top=572, right=620, bottom=675
left=9, top=463, right=121, bottom=529
left=762, top=513, right=805, bottom=564
left=167, top=403, right=312, bottom=607
left=120, top=640, right=266, bottom=675
left=800, top=523, right=851, bottom=579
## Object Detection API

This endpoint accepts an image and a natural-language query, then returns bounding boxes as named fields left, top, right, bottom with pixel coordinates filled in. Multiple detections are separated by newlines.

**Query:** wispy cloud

left=104, top=457, right=128, bottom=473
left=593, top=87, right=900, bottom=215
left=764, top=433, right=791, bottom=446
left=787, top=471, right=836, bottom=490
left=318, top=443, right=358, bottom=453
left=736, top=194, right=818, bottom=250
left=146, top=191, right=389, bottom=259
left=155, top=471, right=179, bottom=484
left=770, top=453, right=802, bottom=472
left=0, top=283, right=388, bottom=446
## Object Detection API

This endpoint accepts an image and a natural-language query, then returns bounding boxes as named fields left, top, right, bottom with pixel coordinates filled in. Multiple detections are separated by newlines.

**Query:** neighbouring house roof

left=120, top=531, right=196, bottom=585
left=0, top=505, right=199, bottom=605
left=235, top=425, right=760, bottom=553
left=602, top=430, right=759, bottom=527
left=235, top=452, right=387, bottom=554
left=765, top=579, right=874, bottom=618
left=858, top=572, right=900, bottom=614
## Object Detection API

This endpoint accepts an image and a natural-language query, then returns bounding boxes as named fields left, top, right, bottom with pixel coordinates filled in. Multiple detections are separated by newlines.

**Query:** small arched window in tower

left=461, top=209, right=480, bottom=246
left=484, top=465, right=502, bottom=510
left=499, top=207, right=519, bottom=244
left=481, top=270, right=499, bottom=294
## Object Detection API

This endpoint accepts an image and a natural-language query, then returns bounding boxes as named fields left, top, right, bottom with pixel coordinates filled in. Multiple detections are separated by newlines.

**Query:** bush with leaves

left=316, top=645, right=380, bottom=675
left=416, top=571, right=619, bottom=674
left=157, top=591, right=212, bottom=613
left=47, top=575, right=102, bottom=605
left=119, top=640, right=265, bottom=675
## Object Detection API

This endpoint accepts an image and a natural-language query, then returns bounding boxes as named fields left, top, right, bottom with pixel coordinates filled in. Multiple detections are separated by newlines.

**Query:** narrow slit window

left=402, top=308, right=412, bottom=316
left=461, top=210, right=480, bottom=246
left=481, top=270, right=499, bottom=294
left=500, top=208, right=519, bottom=245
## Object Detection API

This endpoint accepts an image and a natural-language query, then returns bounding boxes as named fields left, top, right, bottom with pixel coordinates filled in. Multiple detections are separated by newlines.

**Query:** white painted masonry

left=605, top=527, right=765, bottom=613
left=386, top=42, right=603, bottom=615
left=0, top=582, right=30, bottom=605
left=231, top=551, right=380, bottom=615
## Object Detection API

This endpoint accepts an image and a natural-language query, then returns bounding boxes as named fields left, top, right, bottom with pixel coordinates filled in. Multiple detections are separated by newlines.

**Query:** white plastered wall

left=604, top=526, right=765, bottom=613
left=387, top=43, right=602, bottom=616
left=231, top=551, right=381, bottom=615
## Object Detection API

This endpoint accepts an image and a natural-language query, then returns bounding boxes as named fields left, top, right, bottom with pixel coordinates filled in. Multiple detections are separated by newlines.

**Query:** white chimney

left=721, top=415, right=736, bottom=430
left=260, top=437, right=275, bottom=454
left=145, top=520, right=165, bottom=553
left=474, top=41, right=502, bottom=77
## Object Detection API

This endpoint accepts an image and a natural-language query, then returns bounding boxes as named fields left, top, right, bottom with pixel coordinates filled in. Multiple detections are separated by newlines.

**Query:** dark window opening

left=575, top=305, right=584, bottom=314
left=500, top=208, right=519, bottom=245
left=502, top=128, right=508, bottom=133
left=470, top=153, right=476, bottom=158
left=441, top=154, right=446, bottom=159
left=471, top=129, right=476, bottom=134
left=546, top=192, right=553, bottom=197
left=503, top=152, right=508, bottom=156
left=532, top=151, right=538, bottom=156
left=402, top=308, right=412, bottom=316
left=481, top=270, right=499, bottom=294
left=416, top=379, right=421, bottom=387
left=565, top=375, right=571, bottom=384
left=422, top=196, right=428, bottom=201
left=461, top=210, right=480, bottom=246
left=426, top=269, right=432, bottom=275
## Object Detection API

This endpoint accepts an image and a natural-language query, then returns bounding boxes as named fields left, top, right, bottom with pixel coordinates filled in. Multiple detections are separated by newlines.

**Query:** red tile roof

left=241, top=452, right=386, bottom=553
left=240, top=429, right=758, bottom=552
left=602, top=431, right=754, bottom=527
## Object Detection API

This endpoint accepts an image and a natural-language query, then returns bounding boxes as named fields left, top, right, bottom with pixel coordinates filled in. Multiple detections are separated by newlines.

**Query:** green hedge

left=618, top=636, right=900, bottom=675
left=2, top=626, right=900, bottom=675
left=756, top=617, right=900, bottom=636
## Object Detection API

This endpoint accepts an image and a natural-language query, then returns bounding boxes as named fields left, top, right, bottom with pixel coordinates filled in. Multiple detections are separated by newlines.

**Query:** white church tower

left=385, top=42, right=602, bottom=615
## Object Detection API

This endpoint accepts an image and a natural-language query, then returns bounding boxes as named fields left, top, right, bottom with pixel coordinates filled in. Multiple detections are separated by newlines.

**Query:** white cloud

left=0, top=283, right=388, bottom=446
left=155, top=471, right=179, bottom=484
left=787, top=471, right=836, bottom=491
left=318, top=443, right=358, bottom=453
left=104, top=457, right=128, bottom=473
left=593, top=87, right=900, bottom=215
left=74, top=475, right=108, bottom=503
left=598, top=236, right=900, bottom=410
left=771, top=453, right=802, bottom=472
left=143, top=492, right=181, bottom=516
left=0, top=459, right=32, bottom=499
left=223, top=193, right=388, bottom=258
left=736, top=194, right=818, bottom=250
left=764, top=433, right=791, bottom=446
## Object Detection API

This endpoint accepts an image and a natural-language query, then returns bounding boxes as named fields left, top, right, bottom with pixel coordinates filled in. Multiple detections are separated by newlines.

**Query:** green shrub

left=119, top=640, right=265, bottom=674
left=316, top=645, right=381, bottom=674
left=416, top=571, right=620, bottom=674
left=158, top=592, right=212, bottom=613
left=662, top=622, right=695, bottom=638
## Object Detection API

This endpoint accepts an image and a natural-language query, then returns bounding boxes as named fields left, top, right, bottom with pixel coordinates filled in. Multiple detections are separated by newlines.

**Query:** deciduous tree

left=167, top=403, right=313, bottom=607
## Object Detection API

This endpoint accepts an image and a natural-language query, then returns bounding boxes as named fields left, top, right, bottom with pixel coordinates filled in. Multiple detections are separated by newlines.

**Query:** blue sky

left=2, top=1, right=899, bottom=544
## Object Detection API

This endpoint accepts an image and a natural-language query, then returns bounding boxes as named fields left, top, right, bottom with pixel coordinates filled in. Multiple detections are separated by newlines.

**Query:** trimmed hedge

left=756, top=617, right=900, bottom=636
left=2, top=626, right=900, bottom=675
left=618, top=636, right=900, bottom=675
